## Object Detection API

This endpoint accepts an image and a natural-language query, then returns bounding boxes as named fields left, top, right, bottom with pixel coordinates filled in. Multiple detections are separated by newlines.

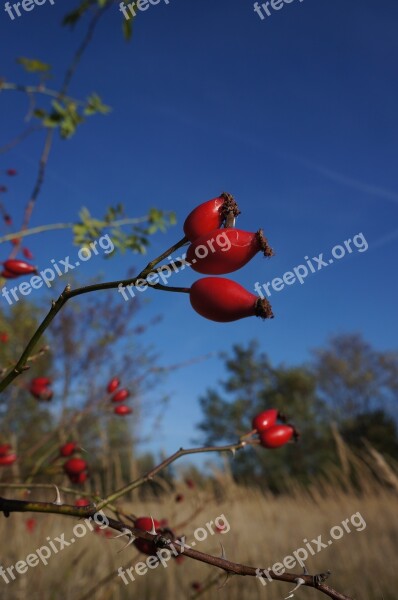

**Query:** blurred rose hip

left=107, top=377, right=120, bottom=393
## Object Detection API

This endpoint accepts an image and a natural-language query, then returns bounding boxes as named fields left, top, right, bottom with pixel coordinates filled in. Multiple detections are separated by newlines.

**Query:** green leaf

left=17, top=57, right=51, bottom=73
left=123, top=16, right=133, bottom=41
left=84, top=93, right=111, bottom=116
left=62, top=0, right=93, bottom=27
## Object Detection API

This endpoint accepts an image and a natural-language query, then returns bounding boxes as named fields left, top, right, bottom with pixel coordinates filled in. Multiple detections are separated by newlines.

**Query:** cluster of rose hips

left=0, top=443, right=17, bottom=467
left=29, top=377, right=53, bottom=401
left=106, top=377, right=132, bottom=416
left=0, top=168, right=35, bottom=271
left=181, top=193, right=275, bottom=322
left=251, top=408, right=298, bottom=448
left=60, top=442, right=89, bottom=485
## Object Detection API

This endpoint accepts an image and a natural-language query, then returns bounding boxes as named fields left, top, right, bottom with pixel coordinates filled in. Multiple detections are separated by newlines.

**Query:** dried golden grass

left=1, top=446, right=397, bottom=600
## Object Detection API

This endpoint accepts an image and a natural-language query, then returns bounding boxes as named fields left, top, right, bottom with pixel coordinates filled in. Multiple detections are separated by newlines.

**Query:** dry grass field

left=1, top=445, right=397, bottom=600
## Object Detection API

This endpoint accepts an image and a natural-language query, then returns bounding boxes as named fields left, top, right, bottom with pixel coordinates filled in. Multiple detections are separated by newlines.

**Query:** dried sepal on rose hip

left=187, top=228, right=273, bottom=275
left=189, top=277, right=274, bottom=323
left=183, top=192, right=241, bottom=242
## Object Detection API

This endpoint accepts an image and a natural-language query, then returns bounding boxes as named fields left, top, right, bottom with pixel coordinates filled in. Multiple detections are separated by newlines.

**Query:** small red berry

left=183, top=193, right=240, bottom=242
left=174, top=555, right=185, bottom=564
left=29, top=378, right=53, bottom=401
left=69, top=471, right=88, bottom=484
left=3, top=214, right=12, bottom=225
left=107, top=377, right=120, bottom=394
left=25, top=518, right=37, bottom=533
left=114, top=405, right=132, bottom=416
left=3, top=259, right=37, bottom=275
left=252, top=409, right=279, bottom=433
left=31, top=377, right=51, bottom=388
left=22, top=247, right=34, bottom=260
left=111, top=388, right=129, bottom=403
left=259, top=425, right=294, bottom=449
left=75, top=498, right=90, bottom=507
left=191, top=582, right=202, bottom=591
left=185, top=478, right=195, bottom=489
left=60, top=442, right=77, bottom=457
left=0, top=332, right=9, bottom=343
left=190, top=278, right=274, bottom=322
left=0, top=453, right=17, bottom=466
left=0, top=444, right=12, bottom=456
left=6, top=169, right=17, bottom=176
left=175, top=493, right=184, bottom=503
left=64, top=458, right=87, bottom=476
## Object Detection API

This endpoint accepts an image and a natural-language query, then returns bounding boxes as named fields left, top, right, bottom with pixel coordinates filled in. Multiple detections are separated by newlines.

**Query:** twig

left=0, top=236, right=189, bottom=392
left=0, top=495, right=354, bottom=600
left=0, top=216, right=157, bottom=244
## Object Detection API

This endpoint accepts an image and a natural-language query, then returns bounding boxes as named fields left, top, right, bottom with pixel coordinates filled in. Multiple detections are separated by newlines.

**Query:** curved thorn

left=148, top=515, right=157, bottom=535
left=53, top=485, right=62, bottom=506
left=117, top=535, right=136, bottom=553
left=111, top=527, right=132, bottom=540
left=220, top=542, right=226, bottom=560
left=284, top=577, right=306, bottom=599
left=218, top=571, right=232, bottom=590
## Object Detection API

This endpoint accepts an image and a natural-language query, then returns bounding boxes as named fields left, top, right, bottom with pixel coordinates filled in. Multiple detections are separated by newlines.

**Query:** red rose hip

left=133, top=517, right=161, bottom=555
left=252, top=409, right=279, bottom=433
left=114, top=405, right=132, bottom=416
left=107, top=377, right=120, bottom=394
left=187, top=229, right=273, bottom=275
left=190, top=277, right=274, bottom=323
left=3, top=259, right=37, bottom=275
left=64, top=458, right=87, bottom=475
left=183, top=193, right=240, bottom=242
left=111, top=388, right=129, bottom=403
left=259, top=425, right=294, bottom=449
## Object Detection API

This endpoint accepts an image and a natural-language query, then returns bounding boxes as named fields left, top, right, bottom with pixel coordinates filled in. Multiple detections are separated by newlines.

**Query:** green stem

left=0, top=236, right=190, bottom=392
left=96, top=440, right=249, bottom=510
left=0, top=216, right=152, bottom=244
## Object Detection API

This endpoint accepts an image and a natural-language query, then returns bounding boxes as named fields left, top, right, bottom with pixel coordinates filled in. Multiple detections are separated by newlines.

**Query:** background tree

left=198, top=336, right=398, bottom=490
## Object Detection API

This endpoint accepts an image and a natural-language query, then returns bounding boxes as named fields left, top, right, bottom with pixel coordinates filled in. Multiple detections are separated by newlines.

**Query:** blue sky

left=1, top=0, right=397, bottom=463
